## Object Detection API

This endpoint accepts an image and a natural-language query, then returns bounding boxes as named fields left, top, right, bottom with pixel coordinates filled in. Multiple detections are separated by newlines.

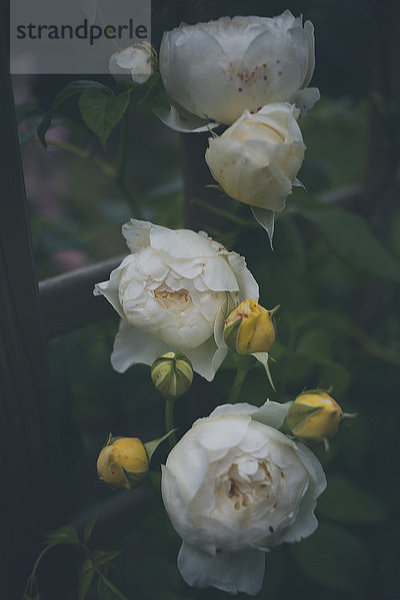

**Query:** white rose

left=205, top=103, right=305, bottom=212
left=162, top=400, right=326, bottom=595
left=109, top=43, right=155, bottom=84
left=158, top=11, right=319, bottom=132
left=94, top=219, right=258, bottom=381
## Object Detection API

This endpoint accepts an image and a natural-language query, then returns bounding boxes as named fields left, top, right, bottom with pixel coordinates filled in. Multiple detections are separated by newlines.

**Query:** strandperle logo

left=10, top=0, right=151, bottom=74
left=15, top=19, right=148, bottom=47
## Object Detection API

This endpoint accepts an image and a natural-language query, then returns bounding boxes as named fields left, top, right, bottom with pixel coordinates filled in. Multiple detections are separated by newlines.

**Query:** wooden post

left=0, top=30, right=60, bottom=599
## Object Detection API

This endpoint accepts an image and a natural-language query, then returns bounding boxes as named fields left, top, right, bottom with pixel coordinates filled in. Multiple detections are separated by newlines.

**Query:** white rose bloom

left=158, top=11, right=319, bottom=132
left=162, top=400, right=326, bottom=595
left=94, top=219, right=259, bottom=381
left=205, top=103, right=305, bottom=212
left=109, top=43, right=155, bottom=84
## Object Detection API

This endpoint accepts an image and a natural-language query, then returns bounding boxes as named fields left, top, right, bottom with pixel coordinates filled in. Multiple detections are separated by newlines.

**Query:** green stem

left=228, top=367, right=249, bottom=404
left=114, top=110, right=141, bottom=216
left=40, top=136, right=117, bottom=178
left=193, top=198, right=258, bottom=228
left=165, top=396, right=177, bottom=448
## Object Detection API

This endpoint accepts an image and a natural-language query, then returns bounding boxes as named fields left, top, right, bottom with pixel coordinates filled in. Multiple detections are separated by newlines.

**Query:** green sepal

left=144, top=429, right=178, bottom=463
left=282, top=405, right=323, bottom=435
left=251, top=352, right=276, bottom=391
left=251, top=207, right=275, bottom=249
left=122, top=468, right=148, bottom=489
left=223, top=317, right=242, bottom=352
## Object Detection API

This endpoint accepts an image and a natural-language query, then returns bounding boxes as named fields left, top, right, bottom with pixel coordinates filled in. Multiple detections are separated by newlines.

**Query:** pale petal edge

left=178, top=542, right=265, bottom=595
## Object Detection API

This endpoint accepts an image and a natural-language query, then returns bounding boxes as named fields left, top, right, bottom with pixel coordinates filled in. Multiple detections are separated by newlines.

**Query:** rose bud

left=224, top=299, right=277, bottom=355
left=97, top=436, right=149, bottom=490
left=151, top=352, right=193, bottom=398
left=205, top=103, right=305, bottom=212
left=109, top=42, right=156, bottom=84
left=284, top=391, right=343, bottom=448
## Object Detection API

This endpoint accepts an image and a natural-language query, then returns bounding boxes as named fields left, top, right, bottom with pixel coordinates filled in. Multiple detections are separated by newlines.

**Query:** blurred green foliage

left=16, top=0, right=400, bottom=598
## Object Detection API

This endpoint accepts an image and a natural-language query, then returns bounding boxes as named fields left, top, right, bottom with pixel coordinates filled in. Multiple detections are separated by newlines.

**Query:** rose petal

left=183, top=335, right=227, bottom=382
left=110, top=319, right=168, bottom=373
left=121, top=219, right=152, bottom=253
left=194, top=415, right=251, bottom=451
left=294, top=87, right=321, bottom=116
left=178, top=542, right=265, bottom=595
left=295, top=442, right=327, bottom=497
left=150, top=226, right=218, bottom=259
left=226, top=252, right=259, bottom=301
left=208, top=402, right=260, bottom=419
left=251, top=400, right=292, bottom=429
left=273, top=484, right=318, bottom=545
left=153, top=103, right=217, bottom=133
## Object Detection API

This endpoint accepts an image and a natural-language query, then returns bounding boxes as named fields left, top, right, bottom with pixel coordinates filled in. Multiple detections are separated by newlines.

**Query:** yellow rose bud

left=223, top=299, right=276, bottom=355
left=151, top=352, right=193, bottom=398
left=284, top=391, right=343, bottom=447
left=97, top=436, right=149, bottom=490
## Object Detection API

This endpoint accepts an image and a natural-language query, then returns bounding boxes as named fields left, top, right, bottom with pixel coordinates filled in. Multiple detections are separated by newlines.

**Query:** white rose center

left=153, top=286, right=193, bottom=313
left=215, top=454, right=284, bottom=514
left=118, top=249, right=231, bottom=349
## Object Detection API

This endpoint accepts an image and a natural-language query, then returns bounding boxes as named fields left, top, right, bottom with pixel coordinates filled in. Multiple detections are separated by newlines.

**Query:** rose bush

left=94, top=219, right=258, bottom=381
left=162, top=400, right=326, bottom=595
left=158, top=11, right=319, bottom=131
left=205, top=103, right=305, bottom=212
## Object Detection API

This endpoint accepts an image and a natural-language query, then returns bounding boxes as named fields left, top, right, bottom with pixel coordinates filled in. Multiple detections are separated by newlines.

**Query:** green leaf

left=290, top=522, right=371, bottom=592
left=83, top=513, right=98, bottom=545
left=45, top=524, right=80, bottom=545
left=37, top=80, right=111, bottom=148
left=317, top=475, right=385, bottom=523
left=139, top=73, right=169, bottom=111
left=97, top=574, right=128, bottom=600
left=79, top=88, right=131, bottom=149
left=78, top=560, right=94, bottom=600
left=251, top=207, right=275, bottom=248
left=94, top=550, right=123, bottom=568
left=299, top=206, right=400, bottom=283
